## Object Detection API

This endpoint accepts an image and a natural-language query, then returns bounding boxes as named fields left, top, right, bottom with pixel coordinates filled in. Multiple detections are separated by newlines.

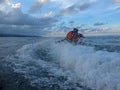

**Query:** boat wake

left=4, top=38, right=120, bottom=90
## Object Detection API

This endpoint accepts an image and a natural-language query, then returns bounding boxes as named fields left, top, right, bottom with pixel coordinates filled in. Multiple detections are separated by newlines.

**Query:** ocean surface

left=0, top=36, right=120, bottom=90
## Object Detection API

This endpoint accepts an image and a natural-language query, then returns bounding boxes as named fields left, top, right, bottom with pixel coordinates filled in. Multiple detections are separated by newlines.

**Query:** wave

left=5, top=38, right=120, bottom=90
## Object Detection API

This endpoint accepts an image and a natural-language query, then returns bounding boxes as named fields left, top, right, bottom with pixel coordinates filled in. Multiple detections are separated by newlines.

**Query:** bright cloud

left=11, top=3, right=21, bottom=8
left=44, top=11, right=53, bottom=17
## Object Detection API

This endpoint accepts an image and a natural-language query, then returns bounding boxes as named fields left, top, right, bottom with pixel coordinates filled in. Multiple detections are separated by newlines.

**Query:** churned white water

left=1, top=36, right=120, bottom=90
left=51, top=42, right=120, bottom=90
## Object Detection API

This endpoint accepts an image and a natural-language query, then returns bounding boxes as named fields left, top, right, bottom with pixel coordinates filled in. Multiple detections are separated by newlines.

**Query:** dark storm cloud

left=94, top=22, right=105, bottom=26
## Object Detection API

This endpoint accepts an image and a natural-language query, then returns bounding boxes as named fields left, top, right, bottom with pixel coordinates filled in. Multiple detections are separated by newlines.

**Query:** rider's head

left=73, top=28, right=79, bottom=33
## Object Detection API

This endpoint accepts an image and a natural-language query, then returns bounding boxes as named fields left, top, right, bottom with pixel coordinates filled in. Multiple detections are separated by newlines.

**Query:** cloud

left=108, top=2, right=120, bottom=13
left=77, top=24, right=85, bottom=29
left=44, top=11, right=53, bottom=17
left=0, top=24, right=47, bottom=35
left=113, top=0, right=120, bottom=3
left=0, top=0, right=10, bottom=4
left=69, top=21, right=74, bottom=24
left=79, top=27, right=109, bottom=34
left=0, top=0, right=58, bottom=26
left=0, top=0, right=21, bottom=13
left=1, top=0, right=119, bottom=36
left=60, top=1, right=97, bottom=15
left=0, top=14, right=58, bottom=35
left=0, top=0, right=5, bottom=3
left=114, top=6, right=120, bottom=12
left=94, top=22, right=105, bottom=26
left=11, top=3, right=21, bottom=8
left=116, top=6, right=120, bottom=10
left=29, top=0, right=49, bottom=13
left=0, top=8, right=58, bottom=26
left=0, top=0, right=11, bottom=6
left=0, top=0, right=59, bottom=35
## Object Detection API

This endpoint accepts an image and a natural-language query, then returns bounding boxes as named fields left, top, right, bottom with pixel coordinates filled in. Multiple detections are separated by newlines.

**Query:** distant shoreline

left=0, top=34, right=42, bottom=37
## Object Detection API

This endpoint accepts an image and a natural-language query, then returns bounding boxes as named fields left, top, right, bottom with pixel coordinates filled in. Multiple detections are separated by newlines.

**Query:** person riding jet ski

left=57, top=28, right=84, bottom=44
left=65, top=28, right=84, bottom=44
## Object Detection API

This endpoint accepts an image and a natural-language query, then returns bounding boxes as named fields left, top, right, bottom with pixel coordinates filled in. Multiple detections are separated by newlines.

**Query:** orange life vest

left=66, top=31, right=74, bottom=40
left=66, top=31, right=79, bottom=42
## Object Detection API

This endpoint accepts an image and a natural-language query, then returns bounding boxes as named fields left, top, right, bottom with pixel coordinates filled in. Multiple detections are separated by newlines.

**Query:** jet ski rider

left=65, top=28, right=84, bottom=44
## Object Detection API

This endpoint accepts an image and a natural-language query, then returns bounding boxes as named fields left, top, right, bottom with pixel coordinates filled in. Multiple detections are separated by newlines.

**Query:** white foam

left=51, top=41, right=120, bottom=90
left=5, top=38, right=120, bottom=90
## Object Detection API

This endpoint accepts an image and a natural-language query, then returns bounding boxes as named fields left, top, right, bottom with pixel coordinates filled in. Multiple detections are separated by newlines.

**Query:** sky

left=0, top=0, right=120, bottom=36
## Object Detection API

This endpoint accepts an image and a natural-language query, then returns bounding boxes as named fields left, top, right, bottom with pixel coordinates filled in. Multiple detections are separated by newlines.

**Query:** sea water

left=0, top=36, right=120, bottom=90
